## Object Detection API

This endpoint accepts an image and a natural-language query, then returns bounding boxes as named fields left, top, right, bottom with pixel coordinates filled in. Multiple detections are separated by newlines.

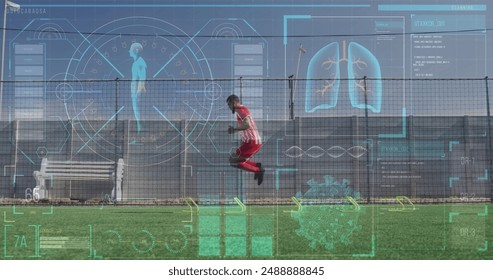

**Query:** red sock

left=237, top=161, right=260, bottom=173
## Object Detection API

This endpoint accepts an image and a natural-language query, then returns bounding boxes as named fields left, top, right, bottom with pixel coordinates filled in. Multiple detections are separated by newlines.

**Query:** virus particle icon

left=291, top=175, right=363, bottom=251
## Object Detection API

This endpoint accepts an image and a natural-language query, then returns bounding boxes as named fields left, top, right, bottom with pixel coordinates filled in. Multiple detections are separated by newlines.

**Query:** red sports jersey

left=235, top=105, right=261, bottom=144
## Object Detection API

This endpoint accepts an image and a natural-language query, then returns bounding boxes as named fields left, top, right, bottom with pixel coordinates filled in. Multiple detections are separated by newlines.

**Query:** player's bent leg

left=229, top=154, right=244, bottom=169
left=229, top=154, right=260, bottom=173
left=238, top=161, right=260, bottom=173
left=229, top=153, right=243, bottom=164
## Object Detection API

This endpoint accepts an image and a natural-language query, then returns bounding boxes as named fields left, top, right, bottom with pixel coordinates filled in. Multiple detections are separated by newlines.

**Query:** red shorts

left=235, top=142, right=262, bottom=159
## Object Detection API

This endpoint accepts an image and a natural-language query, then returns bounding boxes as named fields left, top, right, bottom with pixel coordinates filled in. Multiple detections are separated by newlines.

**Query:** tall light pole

left=1, top=1, right=20, bottom=120
left=289, top=44, right=305, bottom=120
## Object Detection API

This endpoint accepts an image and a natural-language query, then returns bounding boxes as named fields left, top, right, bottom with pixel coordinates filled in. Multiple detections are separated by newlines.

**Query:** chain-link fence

left=0, top=77, right=492, bottom=204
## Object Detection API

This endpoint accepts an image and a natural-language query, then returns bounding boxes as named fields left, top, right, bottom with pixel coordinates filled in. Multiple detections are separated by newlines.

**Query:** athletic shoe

left=254, top=163, right=262, bottom=180
left=256, top=166, right=265, bottom=185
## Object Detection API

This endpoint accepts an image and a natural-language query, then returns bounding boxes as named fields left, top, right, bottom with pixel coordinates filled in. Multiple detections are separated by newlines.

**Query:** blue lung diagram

left=347, top=42, right=382, bottom=113
left=305, top=42, right=340, bottom=113
left=305, top=41, right=382, bottom=113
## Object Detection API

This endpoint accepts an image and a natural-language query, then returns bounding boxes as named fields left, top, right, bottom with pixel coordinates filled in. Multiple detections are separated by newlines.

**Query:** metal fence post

left=115, top=77, right=120, bottom=159
left=288, top=75, right=295, bottom=120
left=485, top=76, right=493, bottom=201
left=114, top=77, right=120, bottom=201
left=239, top=76, right=243, bottom=102
left=363, top=76, right=371, bottom=204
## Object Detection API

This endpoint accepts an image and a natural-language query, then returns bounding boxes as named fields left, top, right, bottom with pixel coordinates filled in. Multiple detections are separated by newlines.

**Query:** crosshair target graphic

left=63, top=16, right=215, bottom=166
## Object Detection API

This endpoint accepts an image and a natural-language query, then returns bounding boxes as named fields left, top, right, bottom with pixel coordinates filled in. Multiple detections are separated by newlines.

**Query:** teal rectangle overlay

left=199, top=236, right=221, bottom=256
left=199, top=206, right=221, bottom=216
left=374, top=20, right=404, bottom=30
left=225, top=216, right=246, bottom=235
left=199, top=216, right=220, bottom=235
left=411, top=15, right=485, bottom=32
left=225, top=237, right=246, bottom=256
left=379, top=5, right=486, bottom=11
left=252, top=236, right=273, bottom=257
left=378, top=141, right=444, bottom=159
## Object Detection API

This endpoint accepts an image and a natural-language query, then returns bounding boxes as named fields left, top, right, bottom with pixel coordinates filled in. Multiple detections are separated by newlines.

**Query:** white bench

left=33, top=158, right=124, bottom=201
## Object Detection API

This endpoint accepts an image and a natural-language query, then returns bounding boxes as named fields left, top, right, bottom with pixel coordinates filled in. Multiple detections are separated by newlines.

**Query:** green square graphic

left=3, top=225, right=39, bottom=258
left=225, top=216, right=246, bottom=235
left=251, top=216, right=273, bottom=236
left=199, top=216, right=220, bottom=235
left=225, top=237, right=246, bottom=256
left=200, top=205, right=221, bottom=216
left=450, top=215, right=486, bottom=250
left=252, top=236, right=273, bottom=256
left=199, top=236, right=220, bottom=256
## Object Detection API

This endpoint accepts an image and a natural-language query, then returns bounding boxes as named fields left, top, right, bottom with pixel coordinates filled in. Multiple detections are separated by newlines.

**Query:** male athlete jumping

left=226, top=94, right=265, bottom=185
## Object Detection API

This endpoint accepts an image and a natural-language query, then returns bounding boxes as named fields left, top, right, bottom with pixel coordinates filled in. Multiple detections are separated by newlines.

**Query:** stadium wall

left=0, top=116, right=491, bottom=203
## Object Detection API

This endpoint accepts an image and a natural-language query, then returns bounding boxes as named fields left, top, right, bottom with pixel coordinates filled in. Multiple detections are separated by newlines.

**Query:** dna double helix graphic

left=284, top=145, right=367, bottom=159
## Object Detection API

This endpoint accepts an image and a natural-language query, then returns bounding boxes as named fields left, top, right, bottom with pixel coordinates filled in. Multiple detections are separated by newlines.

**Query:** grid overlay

left=0, top=77, right=491, bottom=204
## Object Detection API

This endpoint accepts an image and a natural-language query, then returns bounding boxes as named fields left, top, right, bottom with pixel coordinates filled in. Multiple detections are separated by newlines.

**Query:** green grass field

left=1, top=203, right=491, bottom=260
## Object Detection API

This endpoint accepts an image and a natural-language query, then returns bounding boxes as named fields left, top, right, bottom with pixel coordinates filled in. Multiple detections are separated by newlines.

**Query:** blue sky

left=1, top=0, right=491, bottom=119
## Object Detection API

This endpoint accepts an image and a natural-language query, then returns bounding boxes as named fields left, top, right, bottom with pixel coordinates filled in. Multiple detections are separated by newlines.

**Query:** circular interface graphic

left=64, top=17, right=215, bottom=166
